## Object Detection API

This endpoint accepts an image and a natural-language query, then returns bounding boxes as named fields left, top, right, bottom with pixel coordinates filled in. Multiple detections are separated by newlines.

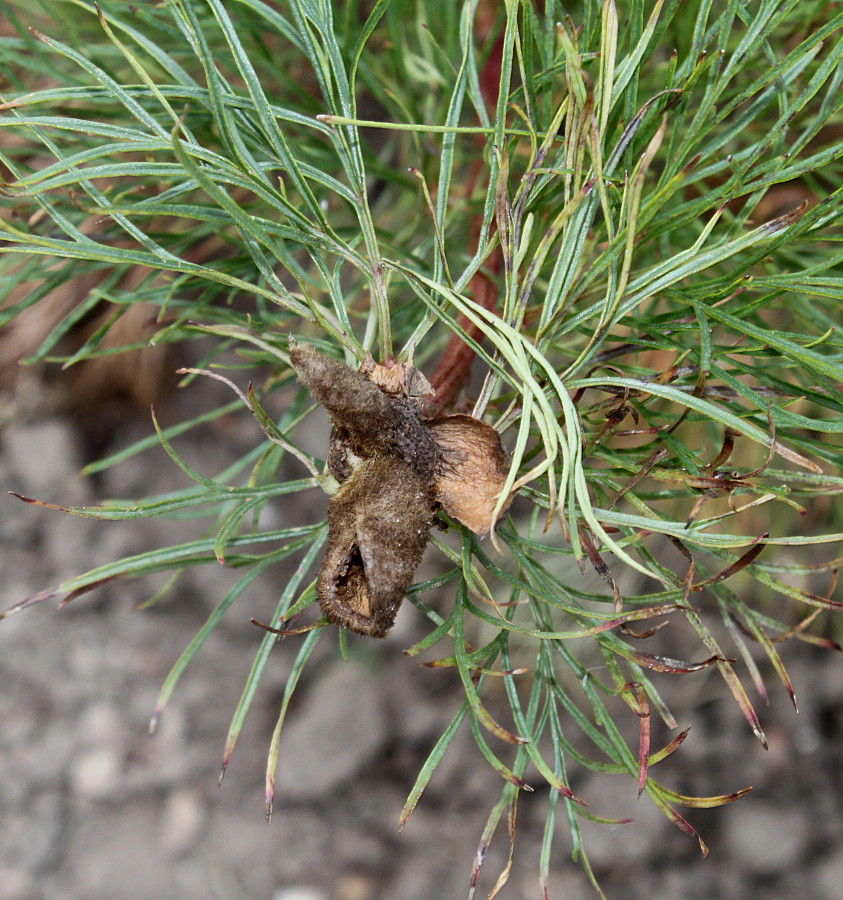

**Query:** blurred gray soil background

left=2, top=363, right=843, bottom=900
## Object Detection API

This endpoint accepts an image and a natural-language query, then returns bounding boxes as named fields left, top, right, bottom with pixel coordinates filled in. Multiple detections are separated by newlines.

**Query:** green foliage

left=1, top=0, right=842, bottom=894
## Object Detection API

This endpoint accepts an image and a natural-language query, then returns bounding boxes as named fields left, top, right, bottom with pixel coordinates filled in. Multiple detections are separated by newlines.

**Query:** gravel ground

left=2, top=410, right=842, bottom=900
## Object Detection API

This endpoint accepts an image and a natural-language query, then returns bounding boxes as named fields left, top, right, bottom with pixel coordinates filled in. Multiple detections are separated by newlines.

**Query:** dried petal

left=430, top=414, right=511, bottom=535
left=319, top=457, right=435, bottom=637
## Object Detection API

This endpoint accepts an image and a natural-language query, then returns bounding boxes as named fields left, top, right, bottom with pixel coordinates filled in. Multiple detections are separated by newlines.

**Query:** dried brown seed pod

left=429, top=414, right=512, bottom=536
left=318, top=457, right=435, bottom=638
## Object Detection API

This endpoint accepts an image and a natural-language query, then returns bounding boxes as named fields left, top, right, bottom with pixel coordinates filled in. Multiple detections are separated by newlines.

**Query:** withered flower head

left=289, top=342, right=513, bottom=638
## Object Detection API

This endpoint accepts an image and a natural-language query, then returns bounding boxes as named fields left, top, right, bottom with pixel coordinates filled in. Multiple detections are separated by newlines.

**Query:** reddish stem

left=428, top=27, right=506, bottom=410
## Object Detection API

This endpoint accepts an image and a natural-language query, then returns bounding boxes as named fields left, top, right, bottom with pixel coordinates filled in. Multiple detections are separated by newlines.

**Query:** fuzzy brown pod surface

left=288, top=343, right=512, bottom=638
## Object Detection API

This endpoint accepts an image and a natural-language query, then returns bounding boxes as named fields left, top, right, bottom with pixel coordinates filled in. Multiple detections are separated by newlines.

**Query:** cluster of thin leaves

left=1, top=0, right=842, bottom=895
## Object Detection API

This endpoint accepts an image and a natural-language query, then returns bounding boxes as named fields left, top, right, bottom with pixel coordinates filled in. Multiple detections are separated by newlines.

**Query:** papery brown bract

left=318, top=457, right=435, bottom=638
left=429, top=414, right=512, bottom=536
